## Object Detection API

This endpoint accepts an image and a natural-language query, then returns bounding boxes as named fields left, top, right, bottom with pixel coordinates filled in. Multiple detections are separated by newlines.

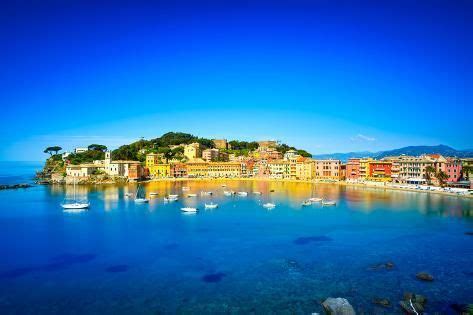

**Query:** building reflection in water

left=47, top=180, right=472, bottom=218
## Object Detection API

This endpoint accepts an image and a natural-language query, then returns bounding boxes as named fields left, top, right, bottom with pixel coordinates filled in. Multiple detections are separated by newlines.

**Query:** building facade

left=314, top=159, right=341, bottom=180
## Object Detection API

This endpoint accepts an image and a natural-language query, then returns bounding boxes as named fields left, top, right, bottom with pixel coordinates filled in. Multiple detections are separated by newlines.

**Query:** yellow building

left=184, top=143, right=203, bottom=160
left=187, top=162, right=208, bottom=177
left=296, top=160, right=315, bottom=180
left=146, top=153, right=163, bottom=167
left=208, top=162, right=242, bottom=178
left=148, top=164, right=171, bottom=178
left=359, top=157, right=374, bottom=179
left=267, top=160, right=290, bottom=179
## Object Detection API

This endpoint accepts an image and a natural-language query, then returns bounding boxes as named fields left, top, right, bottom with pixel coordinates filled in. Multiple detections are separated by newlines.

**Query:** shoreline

left=138, top=177, right=473, bottom=199
left=35, top=176, right=472, bottom=199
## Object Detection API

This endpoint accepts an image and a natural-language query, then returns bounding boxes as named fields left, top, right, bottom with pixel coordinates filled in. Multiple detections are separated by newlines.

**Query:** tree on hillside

left=43, top=146, right=62, bottom=156
left=436, top=170, right=449, bottom=187
left=88, top=144, right=107, bottom=152
left=425, top=165, right=436, bottom=185
left=297, top=149, right=312, bottom=158
left=462, top=165, right=472, bottom=180
left=196, top=138, right=215, bottom=149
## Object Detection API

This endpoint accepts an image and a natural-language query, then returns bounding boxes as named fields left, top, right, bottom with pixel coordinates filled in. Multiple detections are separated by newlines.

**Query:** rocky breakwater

left=0, top=183, right=33, bottom=190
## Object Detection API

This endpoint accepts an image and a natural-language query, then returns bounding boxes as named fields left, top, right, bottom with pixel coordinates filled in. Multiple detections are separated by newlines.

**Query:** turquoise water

left=0, top=165, right=473, bottom=314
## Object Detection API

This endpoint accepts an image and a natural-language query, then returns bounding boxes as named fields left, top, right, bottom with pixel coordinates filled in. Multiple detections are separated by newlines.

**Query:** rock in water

left=399, top=292, right=426, bottom=314
left=372, top=298, right=391, bottom=307
left=322, top=297, right=356, bottom=315
left=416, top=272, right=434, bottom=281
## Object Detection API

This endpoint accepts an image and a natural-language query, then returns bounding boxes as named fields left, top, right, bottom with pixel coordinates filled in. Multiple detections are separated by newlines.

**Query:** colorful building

left=267, top=160, right=290, bottom=179
left=367, top=161, right=392, bottom=181
left=170, top=163, right=187, bottom=178
left=207, top=162, right=242, bottom=178
left=186, top=162, right=208, bottom=177
left=212, top=139, right=229, bottom=149
left=346, top=158, right=360, bottom=180
left=445, top=158, right=462, bottom=182
left=314, top=159, right=342, bottom=180
left=184, top=143, right=202, bottom=160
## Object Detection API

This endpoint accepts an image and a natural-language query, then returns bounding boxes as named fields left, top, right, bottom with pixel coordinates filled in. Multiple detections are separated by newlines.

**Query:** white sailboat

left=134, top=185, right=149, bottom=203
left=204, top=202, right=218, bottom=209
left=263, top=202, right=276, bottom=209
left=181, top=207, right=198, bottom=212
left=61, top=179, right=90, bottom=210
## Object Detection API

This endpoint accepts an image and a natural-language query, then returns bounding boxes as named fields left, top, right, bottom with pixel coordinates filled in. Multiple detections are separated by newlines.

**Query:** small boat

left=201, top=191, right=213, bottom=196
left=309, top=197, right=322, bottom=203
left=181, top=207, right=198, bottom=212
left=322, top=200, right=336, bottom=206
left=204, top=202, right=218, bottom=209
left=223, top=191, right=234, bottom=196
left=182, top=187, right=190, bottom=191
left=124, top=192, right=133, bottom=198
left=187, top=193, right=197, bottom=198
left=270, top=189, right=275, bottom=192
left=164, top=195, right=179, bottom=202
left=134, top=185, right=149, bottom=203
left=221, top=184, right=227, bottom=187
left=253, top=191, right=262, bottom=195
left=301, top=200, right=312, bottom=207
left=61, top=179, right=90, bottom=210
left=149, top=192, right=159, bottom=196
left=263, top=203, right=276, bottom=209
left=237, top=191, right=248, bottom=196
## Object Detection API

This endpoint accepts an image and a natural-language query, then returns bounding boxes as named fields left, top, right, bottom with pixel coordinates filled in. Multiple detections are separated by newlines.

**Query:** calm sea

left=0, top=161, right=43, bottom=185
left=0, top=177, right=472, bottom=314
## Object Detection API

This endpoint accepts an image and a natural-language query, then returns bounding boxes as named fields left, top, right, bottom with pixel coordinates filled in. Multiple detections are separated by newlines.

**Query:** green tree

left=462, top=165, right=472, bottom=180
left=425, top=165, right=436, bottom=185
left=88, top=144, right=107, bottom=152
left=436, top=170, right=449, bottom=187
left=43, top=146, right=62, bottom=156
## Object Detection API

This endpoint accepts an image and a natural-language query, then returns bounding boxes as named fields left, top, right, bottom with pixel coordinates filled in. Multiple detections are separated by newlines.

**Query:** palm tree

left=425, top=165, right=436, bottom=185
left=462, top=165, right=472, bottom=181
left=436, top=170, right=449, bottom=187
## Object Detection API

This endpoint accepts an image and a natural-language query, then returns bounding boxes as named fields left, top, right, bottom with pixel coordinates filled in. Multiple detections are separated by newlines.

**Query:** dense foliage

left=43, top=146, right=62, bottom=155
left=112, top=132, right=215, bottom=162
left=228, top=141, right=259, bottom=151
left=276, top=143, right=312, bottom=157
left=67, top=150, right=105, bottom=165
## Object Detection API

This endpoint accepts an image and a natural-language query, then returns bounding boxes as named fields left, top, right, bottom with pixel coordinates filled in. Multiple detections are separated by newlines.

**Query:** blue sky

left=1, top=0, right=471, bottom=161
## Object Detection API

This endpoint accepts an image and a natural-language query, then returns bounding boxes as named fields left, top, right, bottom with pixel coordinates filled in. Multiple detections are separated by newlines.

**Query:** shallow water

left=0, top=179, right=472, bottom=314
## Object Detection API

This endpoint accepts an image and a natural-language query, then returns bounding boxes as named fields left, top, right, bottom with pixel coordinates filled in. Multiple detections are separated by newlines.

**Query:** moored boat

left=61, top=179, right=90, bottom=210
left=204, top=202, right=218, bottom=209
left=263, top=202, right=276, bottom=209
left=134, top=185, right=149, bottom=203
left=237, top=191, right=248, bottom=196
left=253, top=191, right=262, bottom=195
left=223, top=190, right=234, bottom=196
left=301, top=200, right=312, bottom=207
left=181, top=207, right=198, bottom=212
left=187, top=193, right=197, bottom=197
left=309, top=197, right=322, bottom=203
left=322, top=200, right=336, bottom=206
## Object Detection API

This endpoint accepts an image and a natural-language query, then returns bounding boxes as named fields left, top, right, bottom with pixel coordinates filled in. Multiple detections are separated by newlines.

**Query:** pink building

left=346, top=158, right=360, bottom=180
left=445, top=158, right=462, bottom=182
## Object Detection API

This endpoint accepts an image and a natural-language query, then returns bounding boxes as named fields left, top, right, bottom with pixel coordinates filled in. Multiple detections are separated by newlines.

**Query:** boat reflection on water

left=47, top=180, right=473, bottom=218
